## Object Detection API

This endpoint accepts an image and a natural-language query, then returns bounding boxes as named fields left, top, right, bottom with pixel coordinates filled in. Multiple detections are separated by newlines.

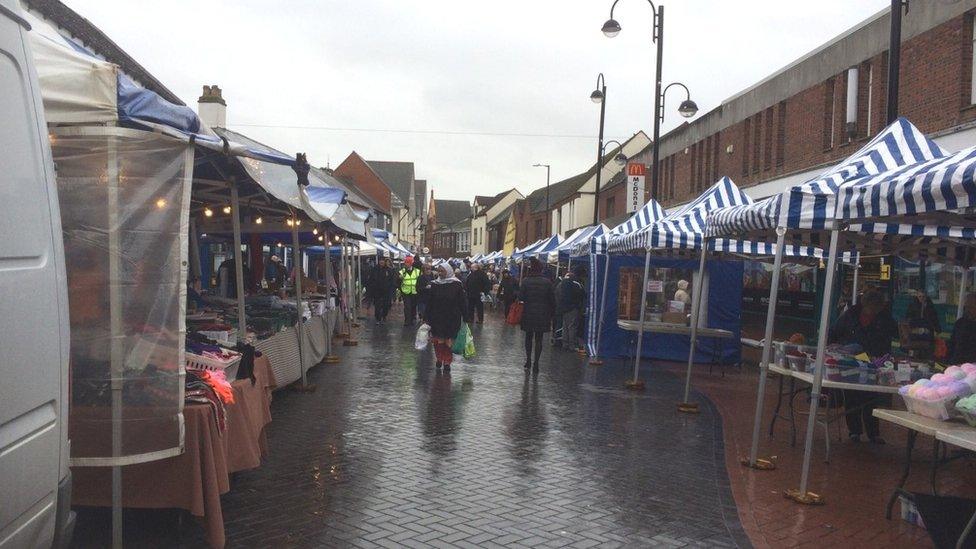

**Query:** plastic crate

left=903, top=393, right=960, bottom=421
left=186, top=350, right=241, bottom=379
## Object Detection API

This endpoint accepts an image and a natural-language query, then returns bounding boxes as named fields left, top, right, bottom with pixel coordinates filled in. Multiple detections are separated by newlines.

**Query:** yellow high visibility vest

left=399, top=268, right=420, bottom=295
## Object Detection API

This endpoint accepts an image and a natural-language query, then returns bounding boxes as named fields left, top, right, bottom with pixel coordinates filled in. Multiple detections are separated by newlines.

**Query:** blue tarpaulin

left=587, top=255, right=742, bottom=364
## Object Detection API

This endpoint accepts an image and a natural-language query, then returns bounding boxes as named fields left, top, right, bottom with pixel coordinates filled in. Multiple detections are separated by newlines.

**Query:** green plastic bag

left=463, top=329, right=476, bottom=359
left=451, top=323, right=468, bottom=354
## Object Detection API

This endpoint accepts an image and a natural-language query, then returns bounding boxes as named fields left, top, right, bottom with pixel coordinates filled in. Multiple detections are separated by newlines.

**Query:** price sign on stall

left=646, top=280, right=663, bottom=293
left=626, top=163, right=646, bottom=213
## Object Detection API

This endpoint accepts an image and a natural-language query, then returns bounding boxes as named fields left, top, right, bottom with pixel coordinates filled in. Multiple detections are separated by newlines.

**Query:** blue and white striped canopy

left=575, top=198, right=666, bottom=256
left=608, top=177, right=752, bottom=252
left=512, top=238, right=545, bottom=261
left=706, top=118, right=946, bottom=237
left=525, top=234, right=562, bottom=259
left=555, top=224, right=607, bottom=259
left=838, top=145, right=976, bottom=223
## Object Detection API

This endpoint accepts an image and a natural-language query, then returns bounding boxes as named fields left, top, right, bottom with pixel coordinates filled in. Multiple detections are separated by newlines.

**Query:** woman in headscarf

left=423, top=264, right=468, bottom=371
left=519, top=258, right=556, bottom=371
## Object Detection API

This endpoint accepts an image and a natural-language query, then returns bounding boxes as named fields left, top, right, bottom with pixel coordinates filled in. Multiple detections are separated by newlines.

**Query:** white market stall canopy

left=576, top=198, right=666, bottom=256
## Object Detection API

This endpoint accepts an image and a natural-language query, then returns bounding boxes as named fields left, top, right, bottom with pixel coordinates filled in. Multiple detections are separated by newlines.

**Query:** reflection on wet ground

left=77, top=312, right=750, bottom=548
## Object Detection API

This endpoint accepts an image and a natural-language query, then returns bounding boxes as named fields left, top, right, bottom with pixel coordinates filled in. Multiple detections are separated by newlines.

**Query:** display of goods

left=899, top=368, right=974, bottom=420
left=955, top=393, right=976, bottom=427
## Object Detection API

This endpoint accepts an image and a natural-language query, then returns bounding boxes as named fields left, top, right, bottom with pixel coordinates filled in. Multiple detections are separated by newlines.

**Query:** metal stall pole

left=343, top=238, right=359, bottom=346
left=589, top=252, right=612, bottom=366
left=291, top=211, right=311, bottom=388
left=787, top=228, right=841, bottom=505
left=338, top=238, right=351, bottom=338
left=323, top=235, right=340, bottom=364
left=852, top=252, right=861, bottom=305
left=743, top=228, right=786, bottom=470
left=626, top=249, right=653, bottom=390
left=678, top=243, right=709, bottom=413
left=230, top=181, right=247, bottom=344
left=107, top=130, right=123, bottom=549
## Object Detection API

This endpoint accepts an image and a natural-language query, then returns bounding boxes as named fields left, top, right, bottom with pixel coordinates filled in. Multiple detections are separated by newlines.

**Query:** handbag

left=506, top=301, right=524, bottom=325
left=415, top=323, right=431, bottom=351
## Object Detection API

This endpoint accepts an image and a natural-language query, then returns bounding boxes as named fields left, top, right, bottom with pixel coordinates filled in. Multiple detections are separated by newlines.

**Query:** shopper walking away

left=520, top=258, right=556, bottom=371
left=559, top=267, right=587, bottom=351
left=829, top=288, right=898, bottom=444
left=367, top=258, right=396, bottom=323
left=416, top=263, right=434, bottom=319
left=465, top=263, right=492, bottom=324
left=498, top=270, right=519, bottom=317
left=950, top=293, right=976, bottom=363
left=399, top=255, right=421, bottom=326
left=424, top=264, right=467, bottom=371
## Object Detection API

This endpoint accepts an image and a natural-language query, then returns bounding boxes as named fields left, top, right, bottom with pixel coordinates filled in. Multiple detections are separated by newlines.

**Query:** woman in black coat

left=423, top=264, right=468, bottom=371
left=519, top=258, right=556, bottom=371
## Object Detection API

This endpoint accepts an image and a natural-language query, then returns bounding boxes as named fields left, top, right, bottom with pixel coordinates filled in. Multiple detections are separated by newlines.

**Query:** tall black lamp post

left=602, top=0, right=698, bottom=200
left=591, top=73, right=608, bottom=226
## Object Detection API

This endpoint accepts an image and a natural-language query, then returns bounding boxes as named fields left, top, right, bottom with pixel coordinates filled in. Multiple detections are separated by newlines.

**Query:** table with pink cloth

left=71, top=355, right=276, bottom=548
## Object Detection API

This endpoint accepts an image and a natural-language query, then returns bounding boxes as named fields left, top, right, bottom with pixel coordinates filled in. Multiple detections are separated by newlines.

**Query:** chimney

left=197, top=84, right=227, bottom=128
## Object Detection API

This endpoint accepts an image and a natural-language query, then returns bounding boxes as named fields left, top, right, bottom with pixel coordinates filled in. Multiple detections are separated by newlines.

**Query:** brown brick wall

left=656, top=12, right=976, bottom=208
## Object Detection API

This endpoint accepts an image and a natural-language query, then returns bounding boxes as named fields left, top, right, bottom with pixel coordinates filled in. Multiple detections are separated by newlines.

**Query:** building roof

left=414, top=180, right=427, bottom=219
left=475, top=189, right=515, bottom=213
left=366, top=161, right=415, bottom=207
left=487, top=203, right=516, bottom=227
left=25, top=0, right=183, bottom=106
left=433, top=199, right=472, bottom=226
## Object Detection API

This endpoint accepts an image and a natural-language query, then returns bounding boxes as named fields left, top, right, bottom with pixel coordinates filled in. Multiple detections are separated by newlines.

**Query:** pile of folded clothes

left=185, top=368, right=235, bottom=432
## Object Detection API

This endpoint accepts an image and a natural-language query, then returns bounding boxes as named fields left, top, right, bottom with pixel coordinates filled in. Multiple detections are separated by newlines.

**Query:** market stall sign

left=627, top=163, right=646, bottom=213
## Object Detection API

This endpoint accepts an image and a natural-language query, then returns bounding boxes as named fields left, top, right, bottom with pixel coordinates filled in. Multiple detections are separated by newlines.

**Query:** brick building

left=426, top=194, right=472, bottom=258
left=652, top=1, right=976, bottom=210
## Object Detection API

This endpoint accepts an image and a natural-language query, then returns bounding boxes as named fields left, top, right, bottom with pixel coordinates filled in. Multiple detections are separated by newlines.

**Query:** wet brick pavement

left=215, top=314, right=748, bottom=548
left=73, top=311, right=751, bottom=548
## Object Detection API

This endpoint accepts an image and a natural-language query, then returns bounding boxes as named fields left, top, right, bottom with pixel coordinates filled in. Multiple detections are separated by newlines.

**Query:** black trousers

left=843, top=390, right=891, bottom=438
left=402, top=294, right=417, bottom=324
left=467, top=295, right=484, bottom=323
left=374, top=294, right=391, bottom=321
left=524, top=330, right=545, bottom=364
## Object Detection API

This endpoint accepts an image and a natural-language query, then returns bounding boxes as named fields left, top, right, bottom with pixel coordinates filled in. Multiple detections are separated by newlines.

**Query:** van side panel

left=0, top=5, right=65, bottom=548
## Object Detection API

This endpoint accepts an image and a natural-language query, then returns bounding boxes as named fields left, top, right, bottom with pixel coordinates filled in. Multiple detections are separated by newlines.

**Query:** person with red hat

left=398, top=255, right=420, bottom=326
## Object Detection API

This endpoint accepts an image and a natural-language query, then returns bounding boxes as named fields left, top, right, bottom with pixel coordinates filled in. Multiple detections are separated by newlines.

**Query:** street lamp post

left=602, top=0, right=697, bottom=200
left=533, top=163, right=551, bottom=232
left=591, top=73, right=608, bottom=226
left=886, top=0, right=908, bottom=124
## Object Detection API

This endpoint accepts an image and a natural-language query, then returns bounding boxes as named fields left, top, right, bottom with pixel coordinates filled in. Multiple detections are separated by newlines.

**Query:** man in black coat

left=366, top=258, right=397, bottom=323
left=558, top=267, right=587, bottom=351
left=497, top=270, right=519, bottom=318
left=464, top=263, right=492, bottom=323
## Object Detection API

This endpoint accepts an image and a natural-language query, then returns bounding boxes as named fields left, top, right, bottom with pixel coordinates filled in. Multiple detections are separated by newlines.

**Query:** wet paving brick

left=73, top=311, right=751, bottom=548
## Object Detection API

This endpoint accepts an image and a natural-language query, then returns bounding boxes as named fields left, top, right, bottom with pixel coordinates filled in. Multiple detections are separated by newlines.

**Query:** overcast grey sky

left=65, top=0, right=888, bottom=201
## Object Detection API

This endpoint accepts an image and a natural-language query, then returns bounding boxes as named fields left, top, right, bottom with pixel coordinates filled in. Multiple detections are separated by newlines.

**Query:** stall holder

left=705, top=117, right=975, bottom=503
left=767, top=363, right=900, bottom=462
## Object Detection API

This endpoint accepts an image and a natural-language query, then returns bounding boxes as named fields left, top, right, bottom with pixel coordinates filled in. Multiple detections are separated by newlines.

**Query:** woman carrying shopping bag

left=423, top=264, right=468, bottom=371
left=519, top=258, right=556, bottom=372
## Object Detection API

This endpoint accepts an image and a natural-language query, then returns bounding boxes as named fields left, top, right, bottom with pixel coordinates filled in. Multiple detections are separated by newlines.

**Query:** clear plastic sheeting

left=53, top=127, right=191, bottom=466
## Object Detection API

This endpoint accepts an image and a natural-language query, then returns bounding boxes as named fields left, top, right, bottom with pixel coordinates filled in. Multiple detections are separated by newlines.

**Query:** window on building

left=823, top=77, right=836, bottom=150
left=704, top=135, right=713, bottom=188
left=866, top=62, right=874, bottom=136
left=742, top=118, right=751, bottom=176
left=668, top=153, right=676, bottom=199
left=971, top=17, right=976, bottom=105
left=691, top=142, right=699, bottom=192
left=844, top=66, right=859, bottom=141
left=534, top=219, right=543, bottom=239
left=763, top=107, right=773, bottom=170
left=606, top=196, right=616, bottom=218
left=776, top=101, right=786, bottom=167
left=752, top=114, right=761, bottom=174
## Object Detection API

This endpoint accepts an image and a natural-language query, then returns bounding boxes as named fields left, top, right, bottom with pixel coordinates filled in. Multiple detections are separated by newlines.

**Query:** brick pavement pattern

left=214, top=315, right=749, bottom=548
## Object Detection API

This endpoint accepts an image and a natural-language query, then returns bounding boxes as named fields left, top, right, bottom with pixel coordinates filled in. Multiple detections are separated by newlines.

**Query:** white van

left=0, top=0, right=74, bottom=547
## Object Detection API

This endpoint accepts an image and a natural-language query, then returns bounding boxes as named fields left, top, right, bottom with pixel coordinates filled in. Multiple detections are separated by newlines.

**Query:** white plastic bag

left=415, top=323, right=431, bottom=350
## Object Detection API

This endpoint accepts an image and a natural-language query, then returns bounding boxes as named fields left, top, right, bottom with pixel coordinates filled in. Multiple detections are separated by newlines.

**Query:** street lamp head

left=601, top=18, right=621, bottom=38
left=678, top=99, right=699, bottom=118
left=613, top=152, right=628, bottom=166
left=590, top=88, right=604, bottom=103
